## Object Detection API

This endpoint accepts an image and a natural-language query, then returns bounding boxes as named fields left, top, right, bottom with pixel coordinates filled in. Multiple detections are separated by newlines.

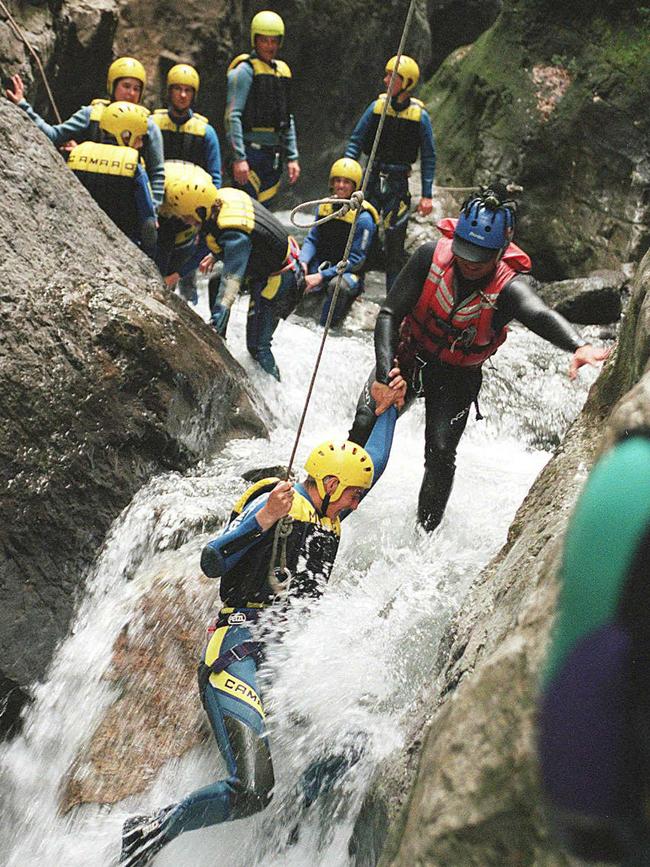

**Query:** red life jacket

left=402, top=218, right=532, bottom=367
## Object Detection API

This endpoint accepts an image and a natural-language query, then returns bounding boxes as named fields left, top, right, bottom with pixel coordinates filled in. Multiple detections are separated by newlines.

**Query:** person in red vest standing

left=348, top=183, right=610, bottom=531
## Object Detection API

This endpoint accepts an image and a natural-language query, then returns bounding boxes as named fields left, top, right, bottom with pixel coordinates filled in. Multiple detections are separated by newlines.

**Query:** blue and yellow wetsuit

left=120, top=409, right=397, bottom=865
left=152, top=109, right=222, bottom=294
left=225, top=51, right=299, bottom=207
left=180, top=188, right=302, bottom=379
left=345, top=93, right=436, bottom=290
left=300, top=200, right=379, bottom=327
left=18, top=97, right=165, bottom=211
left=539, top=434, right=650, bottom=863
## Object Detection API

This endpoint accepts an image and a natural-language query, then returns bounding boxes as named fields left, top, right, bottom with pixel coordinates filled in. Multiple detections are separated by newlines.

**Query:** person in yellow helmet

left=299, top=157, right=380, bottom=327
left=225, top=9, right=300, bottom=208
left=346, top=55, right=436, bottom=291
left=120, top=407, right=403, bottom=866
left=5, top=57, right=165, bottom=211
left=67, top=101, right=157, bottom=258
left=163, top=180, right=303, bottom=380
left=152, top=63, right=222, bottom=301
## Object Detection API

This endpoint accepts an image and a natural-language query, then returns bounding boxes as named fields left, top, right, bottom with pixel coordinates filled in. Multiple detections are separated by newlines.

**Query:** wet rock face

left=426, top=2, right=650, bottom=279
left=535, top=269, right=627, bottom=324
left=353, top=252, right=650, bottom=865
left=0, top=101, right=266, bottom=737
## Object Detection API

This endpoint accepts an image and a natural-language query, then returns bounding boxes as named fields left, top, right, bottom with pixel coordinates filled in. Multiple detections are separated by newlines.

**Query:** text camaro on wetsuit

left=404, top=218, right=532, bottom=367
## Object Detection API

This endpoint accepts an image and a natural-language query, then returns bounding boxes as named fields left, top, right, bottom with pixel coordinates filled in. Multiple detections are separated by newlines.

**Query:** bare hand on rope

left=256, top=481, right=293, bottom=530
left=371, top=367, right=407, bottom=414
left=304, top=272, right=323, bottom=292
left=568, top=344, right=611, bottom=381
left=199, top=254, right=216, bottom=273
left=4, top=73, right=24, bottom=104
left=417, top=197, right=433, bottom=217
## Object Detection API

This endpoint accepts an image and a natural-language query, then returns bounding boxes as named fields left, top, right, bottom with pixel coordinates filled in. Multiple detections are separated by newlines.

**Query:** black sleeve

left=497, top=275, right=586, bottom=353
left=375, top=242, right=436, bottom=382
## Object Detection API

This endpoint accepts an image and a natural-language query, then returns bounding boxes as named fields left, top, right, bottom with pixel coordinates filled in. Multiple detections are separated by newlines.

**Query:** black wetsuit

left=349, top=241, right=584, bottom=530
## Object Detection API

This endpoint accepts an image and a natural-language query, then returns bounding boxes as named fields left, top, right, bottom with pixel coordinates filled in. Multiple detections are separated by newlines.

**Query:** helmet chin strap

left=318, top=492, right=331, bottom=518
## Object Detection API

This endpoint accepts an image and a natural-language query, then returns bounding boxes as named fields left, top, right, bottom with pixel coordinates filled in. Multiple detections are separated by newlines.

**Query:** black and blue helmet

left=452, top=186, right=517, bottom=262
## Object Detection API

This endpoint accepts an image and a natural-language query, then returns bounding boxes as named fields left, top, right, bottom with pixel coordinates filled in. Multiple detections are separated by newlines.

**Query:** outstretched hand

left=569, top=344, right=611, bottom=380
left=371, top=366, right=407, bottom=414
left=256, top=481, right=293, bottom=530
left=5, top=73, right=24, bottom=104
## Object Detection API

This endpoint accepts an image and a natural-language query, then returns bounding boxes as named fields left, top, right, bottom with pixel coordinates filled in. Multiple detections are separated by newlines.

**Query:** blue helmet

left=452, top=191, right=516, bottom=262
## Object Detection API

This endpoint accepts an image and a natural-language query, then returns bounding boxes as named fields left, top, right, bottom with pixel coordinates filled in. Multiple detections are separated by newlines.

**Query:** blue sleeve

left=19, top=100, right=92, bottom=145
left=205, top=124, right=223, bottom=187
left=134, top=165, right=156, bottom=225
left=220, top=230, right=253, bottom=281
left=340, top=406, right=398, bottom=521
left=299, top=224, right=319, bottom=267
left=281, top=115, right=299, bottom=162
left=143, top=119, right=165, bottom=210
left=419, top=110, right=436, bottom=198
left=225, top=63, right=253, bottom=161
left=345, top=103, right=374, bottom=160
left=364, top=405, right=397, bottom=485
left=201, top=496, right=270, bottom=577
left=178, top=237, right=209, bottom=276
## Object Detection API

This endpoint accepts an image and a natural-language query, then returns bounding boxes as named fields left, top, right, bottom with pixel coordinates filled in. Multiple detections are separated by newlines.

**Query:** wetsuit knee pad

left=423, top=445, right=456, bottom=472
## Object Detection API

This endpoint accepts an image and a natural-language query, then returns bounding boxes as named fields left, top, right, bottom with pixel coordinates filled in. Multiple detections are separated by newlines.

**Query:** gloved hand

left=211, top=304, right=231, bottom=337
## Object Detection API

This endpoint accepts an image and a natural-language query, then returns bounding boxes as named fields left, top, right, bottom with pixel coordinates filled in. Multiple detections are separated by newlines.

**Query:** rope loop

left=290, top=192, right=362, bottom=230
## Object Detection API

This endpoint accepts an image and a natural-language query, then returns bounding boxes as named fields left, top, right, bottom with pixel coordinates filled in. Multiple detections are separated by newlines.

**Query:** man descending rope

left=119, top=409, right=402, bottom=867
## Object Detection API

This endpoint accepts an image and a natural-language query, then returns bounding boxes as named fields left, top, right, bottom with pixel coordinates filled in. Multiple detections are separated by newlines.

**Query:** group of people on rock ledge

left=8, top=9, right=628, bottom=867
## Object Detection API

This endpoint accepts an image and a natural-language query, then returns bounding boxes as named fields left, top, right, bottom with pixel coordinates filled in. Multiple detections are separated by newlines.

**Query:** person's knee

left=231, top=775, right=274, bottom=818
left=424, top=444, right=456, bottom=473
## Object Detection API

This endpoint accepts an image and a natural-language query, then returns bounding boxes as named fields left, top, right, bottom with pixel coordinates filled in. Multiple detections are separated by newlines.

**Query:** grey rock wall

left=0, top=101, right=265, bottom=736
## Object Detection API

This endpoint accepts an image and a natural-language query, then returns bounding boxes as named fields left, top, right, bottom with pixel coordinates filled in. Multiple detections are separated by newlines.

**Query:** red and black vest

left=152, top=109, right=210, bottom=168
left=403, top=218, right=532, bottom=367
left=362, top=95, right=424, bottom=166
left=229, top=53, right=292, bottom=133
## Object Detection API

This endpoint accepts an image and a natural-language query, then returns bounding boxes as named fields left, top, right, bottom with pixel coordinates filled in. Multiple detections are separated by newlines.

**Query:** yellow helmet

left=329, top=158, right=363, bottom=192
left=385, top=55, right=420, bottom=92
left=100, top=101, right=150, bottom=146
left=167, top=63, right=200, bottom=95
left=106, top=57, right=146, bottom=95
left=304, top=440, right=374, bottom=503
left=251, top=10, right=285, bottom=47
left=165, top=176, right=218, bottom=222
left=160, top=161, right=212, bottom=217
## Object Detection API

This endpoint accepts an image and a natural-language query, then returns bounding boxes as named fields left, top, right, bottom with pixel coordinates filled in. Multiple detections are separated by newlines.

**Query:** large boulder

left=424, top=1, right=650, bottom=279
left=350, top=249, right=650, bottom=864
left=535, top=269, right=627, bottom=324
left=0, top=101, right=266, bottom=737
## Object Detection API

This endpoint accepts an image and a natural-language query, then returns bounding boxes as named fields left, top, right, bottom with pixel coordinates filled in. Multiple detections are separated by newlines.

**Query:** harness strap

left=206, top=640, right=262, bottom=676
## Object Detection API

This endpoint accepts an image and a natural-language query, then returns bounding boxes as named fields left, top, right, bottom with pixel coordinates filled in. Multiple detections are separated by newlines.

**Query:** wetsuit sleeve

left=344, top=103, right=374, bottom=160
left=220, top=230, right=253, bottom=283
left=201, top=496, right=270, bottom=578
left=497, top=275, right=586, bottom=352
left=375, top=242, right=436, bottom=382
left=134, top=165, right=156, bottom=224
left=282, top=115, right=299, bottom=162
left=142, top=120, right=165, bottom=211
left=205, top=124, right=223, bottom=187
left=299, top=224, right=319, bottom=267
left=18, top=101, right=92, bottom=145
left=419, top=109, right=436, bottom=198
left=341, top=406, right=398, bottom=521
left=225, top=63, right=253, bottom=162
left=178, top=236, right=209, bottom=276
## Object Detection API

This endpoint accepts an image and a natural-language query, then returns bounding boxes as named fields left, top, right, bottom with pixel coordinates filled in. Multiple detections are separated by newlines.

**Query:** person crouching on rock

left=119, top=408, right=403, bottom=867
left=164, top=178, right=304, bottom=381
left=299, top=157, right=379, bottom=328
left=67, top=101, right=157, bottom=259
